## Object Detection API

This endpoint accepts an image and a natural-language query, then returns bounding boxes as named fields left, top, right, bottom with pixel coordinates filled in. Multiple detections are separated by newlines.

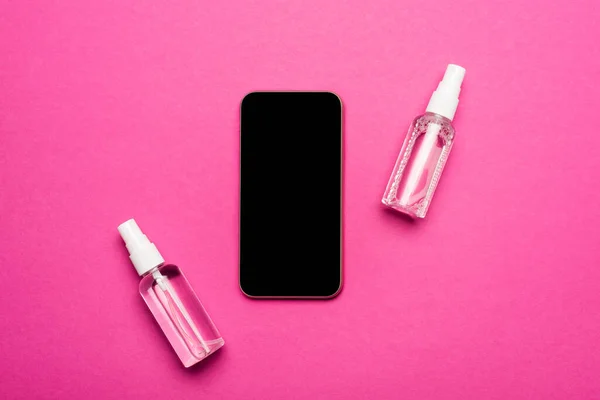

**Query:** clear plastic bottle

left=118, top=219, right=224, bottom=367
left=382, top=64, right=465, bottom=218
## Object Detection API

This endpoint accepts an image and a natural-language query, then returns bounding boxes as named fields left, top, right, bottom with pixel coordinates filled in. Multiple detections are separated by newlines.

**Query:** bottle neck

left=425, top=92, right=459, bottom=121
left=141, top=263, right=164, bottom=277
left=129, top=242, right=164, bottom=276
left=422, top=111, right=453, bottom=126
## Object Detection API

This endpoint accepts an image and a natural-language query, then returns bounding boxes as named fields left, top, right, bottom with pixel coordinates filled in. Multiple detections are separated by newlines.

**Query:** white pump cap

left=118, top=219, right=165, bottom=276
left=425, top=64, right=466, bottom=121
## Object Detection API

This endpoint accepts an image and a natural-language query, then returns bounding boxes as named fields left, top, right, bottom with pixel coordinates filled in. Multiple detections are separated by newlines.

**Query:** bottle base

left=183, top=338, right=225, bottom=368
left=381, top=199, right=425, bottom=219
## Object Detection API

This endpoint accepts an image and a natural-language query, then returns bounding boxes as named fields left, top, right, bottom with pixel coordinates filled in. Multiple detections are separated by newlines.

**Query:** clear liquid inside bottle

left=139, top=264, right=224, bottom=367
left=382, top=112, right=454, bottom=218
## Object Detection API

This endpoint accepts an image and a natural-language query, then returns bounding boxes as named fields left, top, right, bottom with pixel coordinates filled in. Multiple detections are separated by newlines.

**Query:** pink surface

left=1, top=0, right=600, bottom=399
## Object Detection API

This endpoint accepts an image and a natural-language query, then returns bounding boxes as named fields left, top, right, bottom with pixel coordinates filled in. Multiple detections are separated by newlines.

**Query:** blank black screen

left=240, top=92, right=342, bottom=297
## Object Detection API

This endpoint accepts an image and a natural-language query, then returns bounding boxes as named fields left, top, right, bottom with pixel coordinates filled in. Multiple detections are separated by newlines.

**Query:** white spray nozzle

left=118, top=219, right=146, bottom=251
left=118, top=219, right=165, bottom=276
left=425, top=64, right=466, bottom=121
left=439, top=64, right=465, bottom=96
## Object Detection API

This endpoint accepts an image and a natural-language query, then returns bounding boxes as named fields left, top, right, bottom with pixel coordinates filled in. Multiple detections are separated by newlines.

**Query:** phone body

left=239, top=92, right=343, bottom=298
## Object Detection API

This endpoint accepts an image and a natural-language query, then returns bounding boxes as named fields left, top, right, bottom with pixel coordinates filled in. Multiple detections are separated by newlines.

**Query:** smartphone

left=239, top=92, right=343, bottom=298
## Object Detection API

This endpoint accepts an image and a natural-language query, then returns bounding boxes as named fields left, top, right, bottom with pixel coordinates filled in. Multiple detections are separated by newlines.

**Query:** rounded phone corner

left=241, top=91, right=261, bottom=108
left=239, top=281, right=258, bottom=299
left=323, top=91, right=342, bottom=109
left=322, top=280, right=343, bottom=299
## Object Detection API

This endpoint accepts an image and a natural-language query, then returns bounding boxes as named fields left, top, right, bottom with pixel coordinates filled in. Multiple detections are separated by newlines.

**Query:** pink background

left=1, top=0, right=600, bottom=399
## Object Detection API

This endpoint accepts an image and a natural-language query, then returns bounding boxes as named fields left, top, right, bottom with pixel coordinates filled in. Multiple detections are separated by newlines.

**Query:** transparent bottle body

left=139, top=264, right=224, bottom=367
left=382, top=112, right=455, bottom=218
